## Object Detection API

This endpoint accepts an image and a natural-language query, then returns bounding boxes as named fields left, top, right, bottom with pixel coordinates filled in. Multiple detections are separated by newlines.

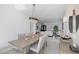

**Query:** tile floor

left=44, top=37, right=60, bottom=54
left=60, top=39, right=76, bottom=54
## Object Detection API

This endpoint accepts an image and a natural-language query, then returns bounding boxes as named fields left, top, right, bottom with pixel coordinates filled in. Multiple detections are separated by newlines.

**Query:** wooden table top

left=8, top=34, right=42, bottom=49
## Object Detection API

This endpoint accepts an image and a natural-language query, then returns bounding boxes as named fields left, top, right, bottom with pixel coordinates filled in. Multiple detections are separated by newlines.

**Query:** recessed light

left=13, top=4, right=26, bottom=11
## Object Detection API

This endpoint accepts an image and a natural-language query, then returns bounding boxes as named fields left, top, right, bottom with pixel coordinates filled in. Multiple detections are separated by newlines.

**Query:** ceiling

left=13, top=4, right=79, bottom=22
left=36, top=4, right=68, bottom=22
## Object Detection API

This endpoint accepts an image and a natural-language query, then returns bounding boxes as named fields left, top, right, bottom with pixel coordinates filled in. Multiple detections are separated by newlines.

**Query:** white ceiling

left=36, top=4, right=69, bottom=22
left=13, top=4, right=75, bottom=22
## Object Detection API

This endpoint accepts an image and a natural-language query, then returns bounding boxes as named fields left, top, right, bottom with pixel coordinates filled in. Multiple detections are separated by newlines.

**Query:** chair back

left=37, top=34, right=47, bottom=52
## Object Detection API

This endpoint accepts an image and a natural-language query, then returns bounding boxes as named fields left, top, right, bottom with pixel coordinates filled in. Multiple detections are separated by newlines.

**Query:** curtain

left=69, top=16, right=73, bottom=33
left=76, top=15, right=79, bottom=32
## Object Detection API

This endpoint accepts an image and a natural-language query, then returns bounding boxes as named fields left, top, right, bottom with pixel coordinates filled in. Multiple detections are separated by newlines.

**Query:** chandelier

left=29, top=4, right=38, bottom=22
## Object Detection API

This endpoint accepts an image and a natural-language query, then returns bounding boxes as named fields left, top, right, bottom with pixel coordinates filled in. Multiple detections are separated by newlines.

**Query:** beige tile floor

left=44, top=37, right=77, bottom=54
left=60, top=39, right=77, bottom=54
left=44, top=37, right=59, bottom=54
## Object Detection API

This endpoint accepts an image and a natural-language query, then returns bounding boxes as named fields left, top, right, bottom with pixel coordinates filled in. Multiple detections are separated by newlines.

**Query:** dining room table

left=8, top=33, right=42, bottom=54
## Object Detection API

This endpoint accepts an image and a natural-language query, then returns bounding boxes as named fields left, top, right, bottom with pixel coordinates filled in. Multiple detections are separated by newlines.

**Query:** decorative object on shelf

left=61, top=35, right=71, bottom=40
left=29, top=4, right=39, bottom=22
left=41, top=25, right=47, bottom=31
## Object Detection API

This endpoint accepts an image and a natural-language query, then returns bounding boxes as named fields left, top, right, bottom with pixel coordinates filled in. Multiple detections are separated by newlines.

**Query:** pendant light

left=29, top=4, right=38, bottom=22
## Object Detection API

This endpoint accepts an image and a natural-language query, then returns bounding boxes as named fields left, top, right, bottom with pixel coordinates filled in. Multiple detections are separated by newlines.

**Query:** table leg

left=20, top=47, right=30, bottom=54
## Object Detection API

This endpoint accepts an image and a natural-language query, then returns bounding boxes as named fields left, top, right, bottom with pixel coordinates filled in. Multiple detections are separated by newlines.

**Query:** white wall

left=63, top=17, right=70, bottom=35
left=36, top=22, right=41, bottom=32
left=0, top=5, right=31, bottom=49
left=44, top=20, right=62, bottom=31
left=65, top=4, right=79, bottom=16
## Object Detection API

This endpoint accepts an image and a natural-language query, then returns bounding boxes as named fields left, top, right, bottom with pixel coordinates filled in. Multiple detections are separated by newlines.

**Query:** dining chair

left=29, top=34, right=47, bottom=54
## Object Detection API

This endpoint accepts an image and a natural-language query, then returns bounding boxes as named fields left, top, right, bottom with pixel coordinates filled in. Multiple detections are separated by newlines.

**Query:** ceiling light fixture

left=13, top=4, right=26, bottom=11
left=29, top=4, right=38, bottom=22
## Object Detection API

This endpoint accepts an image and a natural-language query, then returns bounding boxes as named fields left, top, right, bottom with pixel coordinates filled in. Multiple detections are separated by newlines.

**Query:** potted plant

left=53, top=25, right=59, bottom=36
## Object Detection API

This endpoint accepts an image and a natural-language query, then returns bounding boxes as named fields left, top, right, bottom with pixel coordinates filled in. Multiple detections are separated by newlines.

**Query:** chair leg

left=43, top=43, right=47, bottom=54
left=46, top=42, right=47, bottom=47
left=39, top=44, right=46, bottom=54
